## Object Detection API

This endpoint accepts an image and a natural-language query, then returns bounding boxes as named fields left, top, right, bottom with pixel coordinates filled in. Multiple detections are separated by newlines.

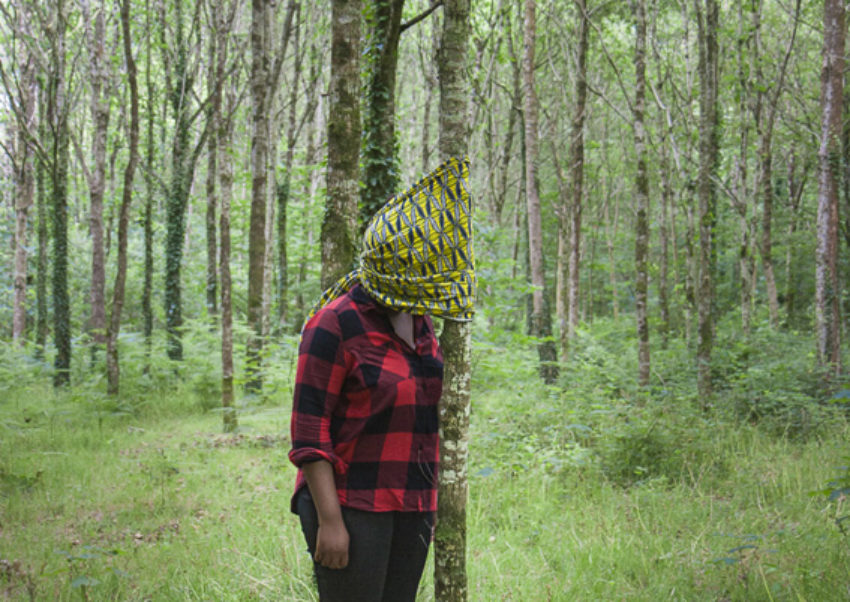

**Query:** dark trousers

left=296, top=488, right=433, bottom=602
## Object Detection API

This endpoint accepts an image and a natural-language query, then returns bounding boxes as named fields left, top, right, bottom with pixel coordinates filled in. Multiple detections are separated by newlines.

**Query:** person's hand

left=314, top=518, right=349, bottom=569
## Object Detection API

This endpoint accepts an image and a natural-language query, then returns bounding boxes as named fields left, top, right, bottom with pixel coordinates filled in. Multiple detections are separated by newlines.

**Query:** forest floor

left=1, top=322, right=849, bottom=600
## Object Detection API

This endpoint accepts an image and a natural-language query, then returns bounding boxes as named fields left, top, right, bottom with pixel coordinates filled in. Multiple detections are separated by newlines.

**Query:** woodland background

left=1, top=0, right=850, bottom=600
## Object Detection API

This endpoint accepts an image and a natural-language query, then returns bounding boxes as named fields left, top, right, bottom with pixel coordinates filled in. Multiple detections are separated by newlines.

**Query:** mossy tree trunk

left=695, top=0, right=719, bottom=404
left=322, top=0, right=362, bottom=290
left=631, top=0, right=650, bottom=388
left=47, top=0, right=72, bottom=387
left=361, top=0, right=405, bottom=226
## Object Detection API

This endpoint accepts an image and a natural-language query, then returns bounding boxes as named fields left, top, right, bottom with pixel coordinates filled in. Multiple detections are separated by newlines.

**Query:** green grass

left=1, top=331, right=849, bottom=600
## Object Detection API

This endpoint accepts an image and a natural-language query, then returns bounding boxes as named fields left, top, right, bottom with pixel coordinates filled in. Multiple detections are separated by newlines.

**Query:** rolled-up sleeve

left=288, top=309, right=350, bottom=475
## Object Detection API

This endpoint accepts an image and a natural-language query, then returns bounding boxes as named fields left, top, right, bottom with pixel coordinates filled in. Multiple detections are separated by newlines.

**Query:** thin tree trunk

left=142, top=0, right=154, bottom=372
left=322, top=0, right=361, bottom=289
left=785, top=153, right=806, bottom=326
left=522, top=0, right=558, bottom=384
left=361, top=0, right=405, bottom=225
left=604, top=195, right=619, bottom=319
left=12, top=7, right=36, bottom=346
left=49, top=0, right=72, bottom=387
left=568, top=0, right=588, bottom=348
left=205, top=19, right=220, bottom=319
left=106, top=0, right=140, bottom=396
left=695, top=0, right=719, bottom=404
left=277, top=6, right=305, bottom=330
left=434, top=2, right=472, bottom=599
left=632, top=0, right=650, bottom=387
left=246, top=0, right=273, bottom=391
left=219, top=6, right=238, bottom=432
left=84, top=0, right=111, bottom=354
left=816, top=0, right=844, bottom=373
left=164, top=0, right=194, bottom=362
left=36, top=129, right=49, bottom=357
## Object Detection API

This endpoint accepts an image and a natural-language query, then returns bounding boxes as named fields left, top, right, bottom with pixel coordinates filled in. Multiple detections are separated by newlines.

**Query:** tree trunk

left=568, top=0, right=588, bottom=349
left=322, top=0, right=361, bottom=289
left=247, top=0, right=272, bottom=391
left=106, top=0, right=140, bottom=396
left=48, top=0, right=72, bottom=387
left=12, top=6, right=36, bottom=346
left=361, top=0, right=405, bottom=225
left=36, top=129, right=49, bottom=357
left=164, top=1, right=194, bottom=362
left=85, top=0, right=111, bottom=354
left=205, top=20, right=220, bottom=319
left=785, top=153, right=806, bottom=326
left=276, top=6, right=306, bottom=331
left=434, top=2, right=472, bottom=599
left=695, top=0, right=719, bottom=405
left=816, top=0, right=844, bottom=374
left=522, top=0, right=558, bottom=385
left=142, top=0, right=155, bottom=371
left=219, top=7, right=238, bottom=432
left=632, top=0, right=650, bottom=388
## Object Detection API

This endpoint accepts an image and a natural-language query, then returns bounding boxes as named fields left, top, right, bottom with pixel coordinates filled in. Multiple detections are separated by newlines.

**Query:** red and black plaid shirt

left=288, top=284, right=443, bottom=513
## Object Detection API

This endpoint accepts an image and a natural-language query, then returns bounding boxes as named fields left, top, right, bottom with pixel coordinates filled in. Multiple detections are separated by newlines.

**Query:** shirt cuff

left=288, top=448, right=348, bottom=475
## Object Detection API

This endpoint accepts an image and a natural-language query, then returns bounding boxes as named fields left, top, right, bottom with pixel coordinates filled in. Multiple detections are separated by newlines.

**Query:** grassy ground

left=1, top=335, right=849, bottom=600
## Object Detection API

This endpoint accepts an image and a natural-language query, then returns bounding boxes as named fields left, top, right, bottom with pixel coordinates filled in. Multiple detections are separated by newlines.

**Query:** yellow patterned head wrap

left=307, top=156, right=475, bottom=323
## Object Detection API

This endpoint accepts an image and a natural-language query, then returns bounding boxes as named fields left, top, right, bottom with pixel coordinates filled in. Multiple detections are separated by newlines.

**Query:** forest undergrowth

left=1, top=315, right=849, bottom=601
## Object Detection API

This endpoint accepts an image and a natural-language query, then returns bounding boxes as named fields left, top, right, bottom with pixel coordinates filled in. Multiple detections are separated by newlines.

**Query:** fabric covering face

left=307, top=156, right=475, bottom=323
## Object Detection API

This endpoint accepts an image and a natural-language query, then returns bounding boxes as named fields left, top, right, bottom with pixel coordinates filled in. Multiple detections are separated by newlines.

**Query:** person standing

left=289, top=157, right=475, bottom=601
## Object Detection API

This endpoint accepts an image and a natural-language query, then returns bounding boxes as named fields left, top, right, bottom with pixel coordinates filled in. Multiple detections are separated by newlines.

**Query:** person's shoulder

left=305, top=287, right=371, bottom=342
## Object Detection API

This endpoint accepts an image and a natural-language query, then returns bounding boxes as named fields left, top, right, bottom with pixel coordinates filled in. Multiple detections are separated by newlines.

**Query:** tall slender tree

left=47, top=0, right=73, bottom=387
left=816, top=0, right=844, bottom=374
left=694, top=0, right=719, bottom=404
left=218, top=0, right=238, bottom=432
left=79, top=0, right=111, bottom=356
left=631, top=0, right=650, bottom=387
left=322, top=0, right=361, bottom=289
left=246, top=0, right=273, bottom=390
left=106, top=0, right=140, bottom=396
left=522, top=0, right=558, bottom=384
left=10, top=2, right=36, bottom=346
left=435, top=3, right=473, bottom=598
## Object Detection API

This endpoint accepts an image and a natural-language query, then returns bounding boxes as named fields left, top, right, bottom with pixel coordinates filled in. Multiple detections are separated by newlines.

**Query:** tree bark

left=522, top=0, right=558, bottom=385
left=142, top=0, right=155, bottom=372
left=36, top=142, right=48, bottom=357
left=568, top=0, right=588, bottom=352
left=84, top=0, right=111, bottom=353
left=816, top=0, right=844, bottom=374
left=434, top=2, right=472, bottom=599
left=48, top=0, right=72, bottom=387
left=219, top=4, right=238, bottom=432
left=106, top=0, right=140, bottom=396
left=695, top=0, right=719, bottom=405
left=322, top=0, right=361, bottom=290
left=12, top=3, right=36, bottom=346
left=632, top=0, right=650, bottom=387
left=246, top=0, right=272, bottom=390
left=361, top=0, right=405, bottom=225
left=205, top=15, right=220, bottom=319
